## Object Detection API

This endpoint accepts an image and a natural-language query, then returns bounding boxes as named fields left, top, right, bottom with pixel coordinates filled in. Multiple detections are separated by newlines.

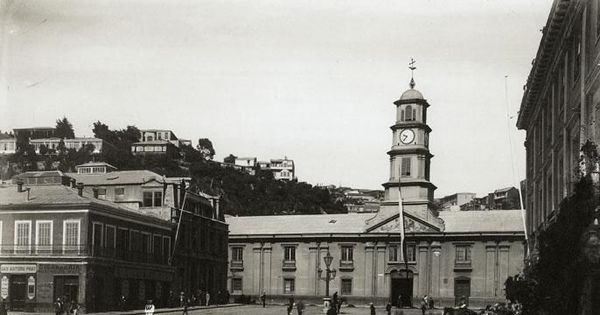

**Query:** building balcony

left=230, top=260, right=244, bottom=271
left=0, top=244, right=169, bottom=265
left=282, top=260, right=296, bottom=271
left=339, top=260, right=354, bottom=271
left=454, top=260, right=472, bottom=271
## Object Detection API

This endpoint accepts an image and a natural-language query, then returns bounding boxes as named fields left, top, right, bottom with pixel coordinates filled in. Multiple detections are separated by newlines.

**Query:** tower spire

left=408, top=58, right=416, bottom=89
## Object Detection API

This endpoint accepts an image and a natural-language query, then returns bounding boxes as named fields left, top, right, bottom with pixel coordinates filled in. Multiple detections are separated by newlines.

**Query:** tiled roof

left=13, top=170, right=66, bottom=178
left=132, top=140, right=171, bottom=145
left=438, top=210, right=524, bottom=233
left=494, top=187, right=515, bottom=193
left=66, top=170, right=164, bottom=185
left=0, top=184, right=169, bottom=221
left=227, top=210, right=525, bottom=236
left=227, top=213, right=376, bottom=235
left=75, top=162, right=117, bottom=169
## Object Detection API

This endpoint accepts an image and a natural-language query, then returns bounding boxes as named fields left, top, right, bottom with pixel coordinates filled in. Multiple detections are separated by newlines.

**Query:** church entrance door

left=390, top=270, right=413, bottom=307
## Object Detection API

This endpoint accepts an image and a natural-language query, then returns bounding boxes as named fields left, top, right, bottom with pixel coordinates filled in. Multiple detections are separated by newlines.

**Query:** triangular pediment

left=368, top=214, right=439, bottom=233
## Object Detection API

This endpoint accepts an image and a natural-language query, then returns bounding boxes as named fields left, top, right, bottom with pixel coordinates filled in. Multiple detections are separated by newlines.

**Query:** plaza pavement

left=5, top=304, right=446, bottom=315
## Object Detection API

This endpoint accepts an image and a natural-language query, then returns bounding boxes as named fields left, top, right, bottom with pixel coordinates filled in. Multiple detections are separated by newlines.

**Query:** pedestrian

left=287, top=296, right=294, bottom=315
left=326, top=302, right=337, bottom=315
left=428, top=296, right=434, bottom=310
left=54, top=298, right=63, bottom=315
left=296, top=300, right=305, bottom=315
left=370, top=303, right=376, bottom=315
left=145, top=300, right=155, bottom=315
left=69, top=300, right=80, bottom=315
left=332, top=292, right=338, bottom=314
left=181, top=297, right=189, bottom=315
left=119, top=295, right=127, bottom=311
left=205, top=291, right=210, bottom=306
left=421, top=295, right=428, bottom=315
left=260, top=290, right=266, bottom=308
left=386, top=302, right=392, bottom=315
left=397, top=294, right=402, bottom=307
left=337, top=295, right=342, bottom=314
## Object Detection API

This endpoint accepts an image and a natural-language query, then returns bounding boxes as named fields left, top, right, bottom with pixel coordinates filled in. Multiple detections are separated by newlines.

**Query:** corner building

left=227, top=81, right=526, bottom=307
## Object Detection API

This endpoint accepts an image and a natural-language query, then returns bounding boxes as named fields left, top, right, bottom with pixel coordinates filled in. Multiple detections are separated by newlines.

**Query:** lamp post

left=318, top=249, right=337, bottom=313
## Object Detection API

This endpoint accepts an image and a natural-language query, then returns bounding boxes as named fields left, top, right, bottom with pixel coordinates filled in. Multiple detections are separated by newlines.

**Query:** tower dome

left=400, top=88, right=424, bottom=100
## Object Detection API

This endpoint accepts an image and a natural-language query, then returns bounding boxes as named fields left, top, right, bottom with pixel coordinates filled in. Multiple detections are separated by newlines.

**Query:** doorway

left=54, top=276, right=79, bottom=304
left=9, top=275, right=27, bottom=311
left=454, top=277, right=471, bottom=306
left=390, top=270, right=413, bottom=307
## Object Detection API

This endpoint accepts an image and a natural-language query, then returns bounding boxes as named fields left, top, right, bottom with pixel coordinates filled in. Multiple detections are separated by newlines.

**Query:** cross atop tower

left=408, top=58, right=417, bottom=89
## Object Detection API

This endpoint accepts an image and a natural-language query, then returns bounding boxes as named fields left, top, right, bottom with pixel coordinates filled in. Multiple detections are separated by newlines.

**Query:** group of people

left=169, top=289, right=230, bottom=308
left=286, top=296, right=305, bottom=315
left=420, top=295, right=435, bottom=314
left=53, top=297, right=79, bottom=315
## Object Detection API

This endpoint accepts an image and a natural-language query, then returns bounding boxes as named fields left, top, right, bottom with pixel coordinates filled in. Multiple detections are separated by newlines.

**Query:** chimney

left=76, top=183, right=84, bottom=196
left=17, top=180, right=24, bottom=193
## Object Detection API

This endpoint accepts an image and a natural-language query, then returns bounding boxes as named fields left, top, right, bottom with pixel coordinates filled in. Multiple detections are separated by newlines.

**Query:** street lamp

left=318, top=250, right=337, bottom=297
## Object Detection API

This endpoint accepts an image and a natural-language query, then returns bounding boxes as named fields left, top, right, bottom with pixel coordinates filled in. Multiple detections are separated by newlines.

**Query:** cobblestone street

left=154, top=305, right=442, bottom=315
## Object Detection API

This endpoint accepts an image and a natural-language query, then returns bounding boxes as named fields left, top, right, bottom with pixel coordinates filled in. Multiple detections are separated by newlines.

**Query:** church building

left=226, top=75, right=525, bottom=307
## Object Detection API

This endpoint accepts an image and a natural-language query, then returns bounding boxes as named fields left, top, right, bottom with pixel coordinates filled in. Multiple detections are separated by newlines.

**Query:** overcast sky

left=0, top=0, right=552, bottom=197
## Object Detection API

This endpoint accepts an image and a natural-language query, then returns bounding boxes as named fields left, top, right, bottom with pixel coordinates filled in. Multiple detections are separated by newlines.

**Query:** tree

left=224, top=154, right=237, bottom=164
left=197, top=138, right=215, bottom=160
left=55, top=117, right=75, bottom=139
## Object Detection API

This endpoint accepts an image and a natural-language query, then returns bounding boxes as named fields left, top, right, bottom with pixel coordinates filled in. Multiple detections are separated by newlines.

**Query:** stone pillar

left=430, top=242, right=441, bottom=298
left=417, top=242, right=429, bottom=296
left=263, top=244, right=273, bottom=295
left=376, top=244, right=387, bottom=297
left=252, top=245, right=262, bottom=294
left=365, top=242, right=376, bottom=297
left=485, top=243, right=497, bottom=297
left=309, top=244, right=320, bottom=296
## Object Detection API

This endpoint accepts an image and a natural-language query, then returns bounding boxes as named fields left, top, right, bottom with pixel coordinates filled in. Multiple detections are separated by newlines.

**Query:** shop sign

left=1, top=276, right=8, bottom=299
left=38, top=264, right=79, bottom=274
left=0, top=264, right=37, bottom=274
left=27, top=276, right=35, bottom=300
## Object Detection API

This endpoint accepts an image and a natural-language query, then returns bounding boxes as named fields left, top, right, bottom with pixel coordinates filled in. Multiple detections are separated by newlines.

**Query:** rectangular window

left=96, top=188, right=107, bottom=200
left=141, top=233, right=151, bottom=254
left=389, top=246, right=399, bottom=262
left=143, top=191, right=163, bottom=207
left=401, top=158, right=411, bottom=177
left=341, top=278, right=352, bottom=295
left=92, top=222, right=103, bottom=247
left=115, top=187, right=125, bottom=198
left=105, top=225, right=116, bottom=249
left=154, top=191, right=163, bottom=207
left=153, top=235, right=162, bottom=255
left=143, top=192, right=153, bottom=207
left=15, top=221, right=31, bottom=253
left=231, top=278, right=243, bottom=292
left=232, top=247, right=243, bottom=261
left=163, top=236, right=171, bottom=261
left=406, top=244, right=416, bottom=262
left=341, top=246, right=353, bottom=261
left=63, top=220, right=80, bottom=253
left=36, top=221, right=52, bottom=253
left=283, top=278, right=295, bottom=294
left=455, top=245, right=472, bottom=263
left=284, top=246, right=296, bottom=261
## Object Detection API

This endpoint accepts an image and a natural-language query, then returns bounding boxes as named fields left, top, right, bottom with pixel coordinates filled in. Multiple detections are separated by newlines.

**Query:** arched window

left=405, top=105, right=414, bottom=121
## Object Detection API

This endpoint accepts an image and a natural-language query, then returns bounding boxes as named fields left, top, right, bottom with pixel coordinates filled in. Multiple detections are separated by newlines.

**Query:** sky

left=0, top=0, right=553, bottom=197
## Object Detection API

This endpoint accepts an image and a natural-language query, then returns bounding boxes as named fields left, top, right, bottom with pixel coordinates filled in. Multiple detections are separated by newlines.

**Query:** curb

left=89, top=303, right=242, bottom=315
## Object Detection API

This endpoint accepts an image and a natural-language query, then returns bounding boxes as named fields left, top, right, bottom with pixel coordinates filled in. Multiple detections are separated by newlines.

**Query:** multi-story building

left=12, top=127, right=56, bottom=140
left=0, top=173, right=175, bottom=312
left=0, top=138, right=16, bottom=155
left=66, top=163, right=228, bottom=298
left=516, top=0, right=597, bottom=244
left=227, top=79, right=526, bottom=307
left=139, top=130, right=181, bottom=147
left=438, top=193, right=477, bottom=211
left=29, top=138, right=114, bottom=155
left=234, top=157, right=257, bottom=175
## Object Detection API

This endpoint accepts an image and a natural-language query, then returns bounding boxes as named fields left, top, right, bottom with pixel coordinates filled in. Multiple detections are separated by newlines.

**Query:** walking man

left=260, top=291, right=266, bottom=308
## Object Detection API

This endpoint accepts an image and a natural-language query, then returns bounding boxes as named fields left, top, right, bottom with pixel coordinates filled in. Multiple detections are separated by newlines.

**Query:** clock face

left=399, top=129, right=415, bottom=144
